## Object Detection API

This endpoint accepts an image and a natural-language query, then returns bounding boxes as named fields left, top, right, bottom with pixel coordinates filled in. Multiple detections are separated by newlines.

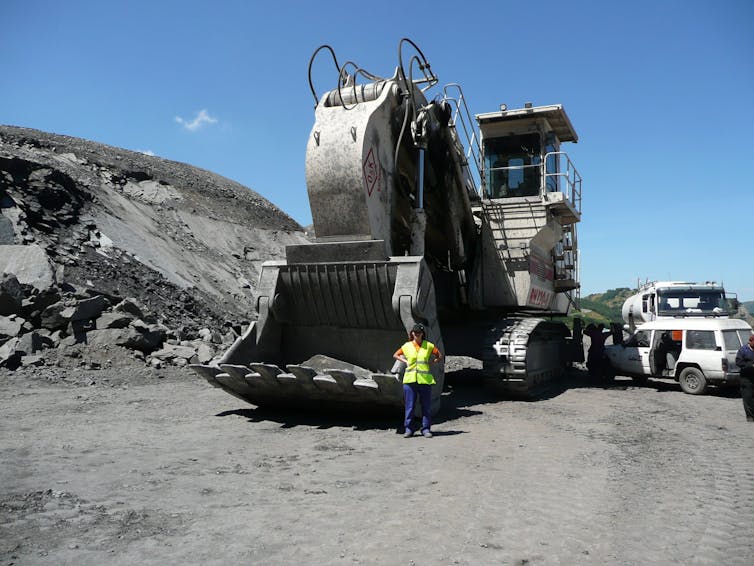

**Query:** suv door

left=722, top=329, right=749, bottom=377
left=623, top=329, right=653, bottom=375
left=684, top=329, right=722, bottom=379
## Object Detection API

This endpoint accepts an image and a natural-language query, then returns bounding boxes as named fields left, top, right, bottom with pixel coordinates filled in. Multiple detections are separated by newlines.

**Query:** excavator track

left=482, top=318, right=569, bottom=397
left=190, top=362, right=404, bottom=411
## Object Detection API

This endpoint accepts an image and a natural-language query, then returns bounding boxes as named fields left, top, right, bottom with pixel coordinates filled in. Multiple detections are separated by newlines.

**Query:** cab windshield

left=657, top=289, right=726, bottom=316
left=484, top=133, right=541, bottom=198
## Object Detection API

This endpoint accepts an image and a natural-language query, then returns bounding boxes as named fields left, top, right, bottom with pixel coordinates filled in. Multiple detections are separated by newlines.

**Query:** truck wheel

left=678, top=367, right=707, bottom=395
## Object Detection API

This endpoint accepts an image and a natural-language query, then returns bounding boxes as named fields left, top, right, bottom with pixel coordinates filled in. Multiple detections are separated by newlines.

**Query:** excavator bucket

left=190, top=243, right=445, bottom=414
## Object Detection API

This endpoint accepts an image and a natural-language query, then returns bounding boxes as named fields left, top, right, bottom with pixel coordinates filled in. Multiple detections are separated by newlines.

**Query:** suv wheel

left=678, top=367, right=707, bottom=395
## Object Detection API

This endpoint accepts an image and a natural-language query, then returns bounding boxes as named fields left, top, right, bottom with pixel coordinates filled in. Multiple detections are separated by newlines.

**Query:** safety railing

left=544, top=151, right=582, bottom=216
left=441, top=83, right=482, bottom=194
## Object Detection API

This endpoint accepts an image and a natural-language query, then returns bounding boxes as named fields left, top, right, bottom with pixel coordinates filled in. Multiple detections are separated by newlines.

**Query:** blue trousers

left=403, top=383, right=432, bottom=432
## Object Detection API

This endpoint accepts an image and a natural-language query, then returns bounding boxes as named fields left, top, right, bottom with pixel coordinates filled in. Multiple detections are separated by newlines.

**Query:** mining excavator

left=191, top=39, right=584, bottom=414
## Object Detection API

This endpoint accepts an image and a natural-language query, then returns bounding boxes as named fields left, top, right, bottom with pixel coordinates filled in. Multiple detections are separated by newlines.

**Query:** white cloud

left=137, top=149, right=156, bottom=156
left=175, top=109, right=218, bottom=132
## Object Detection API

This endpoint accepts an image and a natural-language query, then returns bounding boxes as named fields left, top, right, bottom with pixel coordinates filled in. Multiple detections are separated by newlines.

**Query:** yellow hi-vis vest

left=402, top=340, right=436, bottom=385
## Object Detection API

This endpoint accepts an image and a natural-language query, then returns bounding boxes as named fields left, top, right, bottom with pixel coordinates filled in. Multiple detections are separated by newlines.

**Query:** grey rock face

left=0, top=315, right=23, bottom=343
left=0, top=338, right=21, bottom=367
left=0, top=244, right=56, bottom=291
left=95, top=311, right=134, bottom=329
left=0, top=214, right=14, bottom=244
left=69, top=295, right=109, bottom=322
left=0, top=125, right=310, bottom=372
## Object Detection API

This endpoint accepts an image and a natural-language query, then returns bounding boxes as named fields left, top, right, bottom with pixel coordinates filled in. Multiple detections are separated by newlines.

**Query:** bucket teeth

left=281, top=365, right=320, bottom=396
left=215, top=365, right=257, bottom=399
left=326, top=369, right=357, bottom=386
left=371, top=373, right=403, bottom=401
left=285, top=365, right=317, bottom=383
left=312, top=369, right=357, bottom=395
left=188, top=364, right=223, bottom=388
left=353, top=378, right=379, bottom=395
left=190, top=363, right=404, bottom=409
left=241, top=366, right=283, bottom=392
left=248, top=363, right=282, bottom=381
left=219, top=364, right=250, bottom=380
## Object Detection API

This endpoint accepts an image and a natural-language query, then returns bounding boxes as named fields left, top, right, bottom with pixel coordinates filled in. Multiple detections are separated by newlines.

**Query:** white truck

left=621, top=280, right=739, bottom=330
left=605, top=281, right=751, bottom=394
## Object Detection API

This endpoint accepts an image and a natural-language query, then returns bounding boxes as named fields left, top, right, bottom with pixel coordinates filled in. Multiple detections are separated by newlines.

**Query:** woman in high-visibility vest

left=393, top=323, right=443, bottom=438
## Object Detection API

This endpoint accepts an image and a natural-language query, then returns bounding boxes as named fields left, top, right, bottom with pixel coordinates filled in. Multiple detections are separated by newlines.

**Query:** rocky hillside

left=1, top=125, right=309, bottom=370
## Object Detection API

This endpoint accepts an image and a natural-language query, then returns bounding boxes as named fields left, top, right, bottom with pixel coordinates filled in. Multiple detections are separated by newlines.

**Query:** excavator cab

left=479, top=104, right=580, bottom=202
left=472, top=104, right=582, bottom=313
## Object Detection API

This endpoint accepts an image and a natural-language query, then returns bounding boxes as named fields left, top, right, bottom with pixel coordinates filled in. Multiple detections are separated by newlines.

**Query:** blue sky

left=2, top=1, right=753, bottom=300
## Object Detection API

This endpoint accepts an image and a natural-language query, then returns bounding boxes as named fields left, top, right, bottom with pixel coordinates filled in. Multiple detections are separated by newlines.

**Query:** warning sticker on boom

left=363, top=147, right=382, bottom=196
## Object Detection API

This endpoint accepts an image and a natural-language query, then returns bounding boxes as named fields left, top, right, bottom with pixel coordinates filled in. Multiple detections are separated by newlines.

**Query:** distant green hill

left=567, top=287, right=634, bottom=327
left=743, top=301, right=754, bottom=314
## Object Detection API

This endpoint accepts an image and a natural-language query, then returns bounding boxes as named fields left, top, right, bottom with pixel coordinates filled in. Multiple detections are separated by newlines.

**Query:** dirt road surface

left=2, top=364, right=753, bottom=565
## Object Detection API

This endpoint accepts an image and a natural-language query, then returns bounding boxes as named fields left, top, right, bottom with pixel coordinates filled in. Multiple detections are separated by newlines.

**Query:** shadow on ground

left=214, top=366, right=742, bottom=430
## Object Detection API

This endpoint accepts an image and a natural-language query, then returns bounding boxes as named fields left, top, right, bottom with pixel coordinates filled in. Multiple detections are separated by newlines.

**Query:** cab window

left=484, top=133, right=542, bottom=198
left=686, top=330, right=717, bottom=350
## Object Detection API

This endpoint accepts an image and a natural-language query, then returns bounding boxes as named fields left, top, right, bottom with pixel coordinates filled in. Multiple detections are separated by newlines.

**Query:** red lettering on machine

left=528, top=287, right=552, bottom=308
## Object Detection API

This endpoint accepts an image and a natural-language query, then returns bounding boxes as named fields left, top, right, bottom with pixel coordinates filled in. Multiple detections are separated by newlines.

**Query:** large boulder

left=151, top=343, right=197, bottom=362
left=95, top=311, right=134, bottom=330
left=69, top=295, right=109, bottom=322
left=196, top=342, right=214, bottom=364
left=86, top=328, right=135, bottom=348
left=16, top=331, right=46, bottom=354
left=40, top=301, right=75, bottom=331
left=121, top=320, right=167, bottom=352
left=0, top=337, right=22, bottom=368
left=114, top=298, right=144, bottom=318
left=0, top=244, right=55, bottom=292
left=0, top=273, right=23, bottom=316
left=0, top=315, right=23, bottom=344
left=0, top=214, right=15, bottom=244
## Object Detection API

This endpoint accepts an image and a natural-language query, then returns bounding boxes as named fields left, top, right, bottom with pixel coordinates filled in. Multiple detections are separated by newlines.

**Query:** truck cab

left=605, top=318, right=753, bottom=394
left=622, top=281, right=739, bottom=329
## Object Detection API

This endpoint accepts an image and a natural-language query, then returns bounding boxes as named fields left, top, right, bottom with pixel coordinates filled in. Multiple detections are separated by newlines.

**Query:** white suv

left=604, top=318, right=753, bottom=394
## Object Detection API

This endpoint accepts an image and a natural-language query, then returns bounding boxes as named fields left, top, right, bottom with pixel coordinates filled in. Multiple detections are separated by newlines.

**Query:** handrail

left=544, top=151, right=582, bottom=215
left=441, top=83, right=482, bottom=195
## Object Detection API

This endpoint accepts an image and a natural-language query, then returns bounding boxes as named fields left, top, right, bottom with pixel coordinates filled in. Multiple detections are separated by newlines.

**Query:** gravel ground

left=2, top=363, right=753, bottom=566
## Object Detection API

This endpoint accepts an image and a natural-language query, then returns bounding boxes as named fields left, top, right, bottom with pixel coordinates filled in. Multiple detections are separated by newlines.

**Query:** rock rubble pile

left=0, top=268, right=235, bottom=370
left=1, top=125, right=309, bottom=372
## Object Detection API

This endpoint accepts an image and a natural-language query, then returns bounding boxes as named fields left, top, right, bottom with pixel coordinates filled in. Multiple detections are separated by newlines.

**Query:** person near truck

left=393, top=323, right=442, bottom=438
left=735, top=334, right=754, bottom=422
left=583, top=323, right=611, bottom=378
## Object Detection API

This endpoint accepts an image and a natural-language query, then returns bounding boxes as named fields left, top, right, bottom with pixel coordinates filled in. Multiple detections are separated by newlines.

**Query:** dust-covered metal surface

left=189, top=362, right=404, bottom=411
